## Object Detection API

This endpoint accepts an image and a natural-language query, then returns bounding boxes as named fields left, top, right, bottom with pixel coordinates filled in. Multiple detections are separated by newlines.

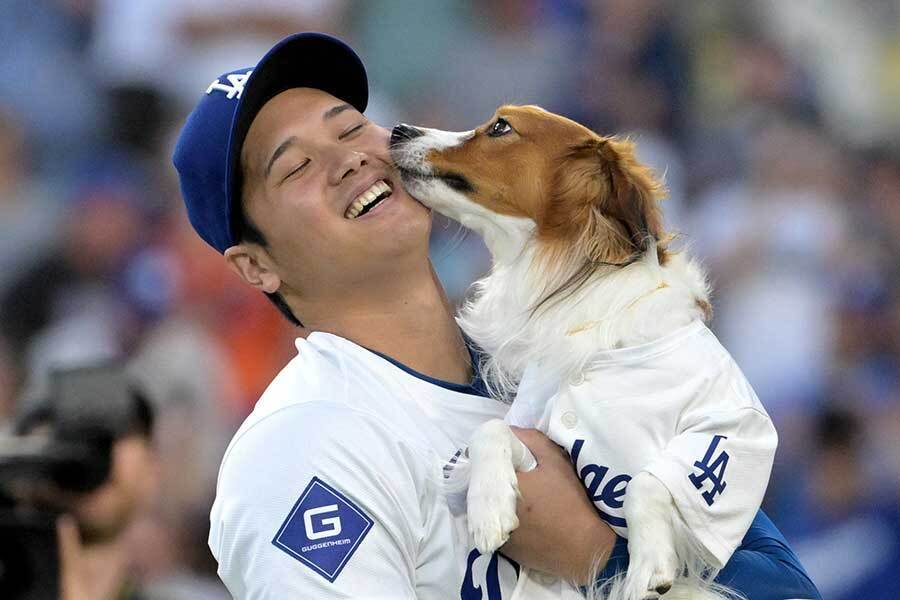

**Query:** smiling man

left=227, top=87, right=440, bottom=349
left=173, top=33, right=611, bottom=599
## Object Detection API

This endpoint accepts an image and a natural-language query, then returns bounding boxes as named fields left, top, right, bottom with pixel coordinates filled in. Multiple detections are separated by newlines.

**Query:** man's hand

left=58, top=516, right=128, bottom=600
left=500, top=428, right=615, bottom=585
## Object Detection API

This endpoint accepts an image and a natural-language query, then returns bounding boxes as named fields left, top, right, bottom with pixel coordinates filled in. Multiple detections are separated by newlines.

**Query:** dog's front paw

left=466, top=460, right=520, bottom=554
left=623, top=544, right=679, bottom=600
left=623, top=471, right=680, bottom=599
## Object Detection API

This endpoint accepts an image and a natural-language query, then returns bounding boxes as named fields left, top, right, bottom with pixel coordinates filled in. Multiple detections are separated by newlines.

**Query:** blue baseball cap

left=173, top=32, right=368, bottom=253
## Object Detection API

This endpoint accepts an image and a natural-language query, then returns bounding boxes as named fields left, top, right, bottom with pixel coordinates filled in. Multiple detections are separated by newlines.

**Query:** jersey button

left=560, top=411, right=578, bottom=429
left=569, top=372, right=586, bottom=386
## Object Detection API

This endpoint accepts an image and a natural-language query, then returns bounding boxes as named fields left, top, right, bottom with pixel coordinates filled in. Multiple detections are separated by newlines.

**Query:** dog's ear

left=593, top=137, right=666, bottom=257
left=545, top=137, right=666, bottom=265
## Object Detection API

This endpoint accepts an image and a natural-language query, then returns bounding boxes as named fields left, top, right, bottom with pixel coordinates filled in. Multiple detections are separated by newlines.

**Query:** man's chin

left=389, top=185, right=433, bottom=221
left=77, top=514, right=130, bottom=545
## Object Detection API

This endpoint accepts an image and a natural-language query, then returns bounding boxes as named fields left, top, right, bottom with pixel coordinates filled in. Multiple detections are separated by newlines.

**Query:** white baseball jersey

left=507, top=319, right=778, bottom=568
left=209, top=331, right=581, bottom=599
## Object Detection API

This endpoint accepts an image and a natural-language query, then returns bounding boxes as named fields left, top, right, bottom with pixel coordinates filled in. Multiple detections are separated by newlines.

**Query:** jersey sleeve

left=642, top=358, right=778, bottom=569
left=209, top=402, right=432, bottom=599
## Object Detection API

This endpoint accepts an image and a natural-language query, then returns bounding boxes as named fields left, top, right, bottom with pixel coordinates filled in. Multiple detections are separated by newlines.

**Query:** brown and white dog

left=389, top=107, right=776, bottom=600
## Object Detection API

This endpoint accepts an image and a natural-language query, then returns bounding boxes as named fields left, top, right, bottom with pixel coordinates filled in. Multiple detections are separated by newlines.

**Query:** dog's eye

left=488, top=118, right=513, bottom=137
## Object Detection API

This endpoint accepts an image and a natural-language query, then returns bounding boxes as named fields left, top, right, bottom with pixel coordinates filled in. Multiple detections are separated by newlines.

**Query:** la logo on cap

left=206, top=70, right=253, bottom=99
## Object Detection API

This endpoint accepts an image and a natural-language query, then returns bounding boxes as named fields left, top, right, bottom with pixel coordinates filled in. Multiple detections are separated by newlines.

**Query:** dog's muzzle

left=390, top=123, right=425, bottom=148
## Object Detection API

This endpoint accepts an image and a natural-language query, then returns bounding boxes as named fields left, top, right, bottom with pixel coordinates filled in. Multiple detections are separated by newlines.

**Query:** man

left=6, top=365, right=159, bottom=599
left=173, top=33, right=820, bottom=599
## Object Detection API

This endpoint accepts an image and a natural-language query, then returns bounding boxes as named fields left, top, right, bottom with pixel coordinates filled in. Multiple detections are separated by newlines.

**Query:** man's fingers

left=510, top=427, right=569, bottom=461
left=58, top=515, right=91, bottom=600
left=57, top=515, right=82, bottom=568
left=509, top=426, right=552, bottom=451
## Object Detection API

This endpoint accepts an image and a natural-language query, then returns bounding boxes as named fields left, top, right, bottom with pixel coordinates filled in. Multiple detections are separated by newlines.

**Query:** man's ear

left=224, top=244, right=282, bottom=293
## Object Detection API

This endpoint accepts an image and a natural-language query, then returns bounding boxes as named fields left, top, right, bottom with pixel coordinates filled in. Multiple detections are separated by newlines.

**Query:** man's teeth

left=345, top=180, right=392, bottom=219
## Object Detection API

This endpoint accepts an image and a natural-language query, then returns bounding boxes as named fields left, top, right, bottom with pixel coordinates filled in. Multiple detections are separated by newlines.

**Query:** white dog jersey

left=507, top=319, right=778, bottom=568
left=209, top=331, right=582, bottom=599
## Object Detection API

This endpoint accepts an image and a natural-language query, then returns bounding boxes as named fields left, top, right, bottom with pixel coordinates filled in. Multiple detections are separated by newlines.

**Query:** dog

left=389, top=106, right=778, bottom=600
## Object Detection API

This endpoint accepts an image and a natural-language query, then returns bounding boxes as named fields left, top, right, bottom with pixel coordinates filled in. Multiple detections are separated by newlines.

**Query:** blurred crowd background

left=1, top=0, right=898, bottom=598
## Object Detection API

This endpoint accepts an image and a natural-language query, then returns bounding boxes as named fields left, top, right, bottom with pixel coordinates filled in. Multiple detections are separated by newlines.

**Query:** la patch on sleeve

left=272, top=477, right=374, bottom=582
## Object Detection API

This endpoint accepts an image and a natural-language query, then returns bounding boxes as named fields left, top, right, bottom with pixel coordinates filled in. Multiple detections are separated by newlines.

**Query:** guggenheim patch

left=272, top=477, right=374, bottom=582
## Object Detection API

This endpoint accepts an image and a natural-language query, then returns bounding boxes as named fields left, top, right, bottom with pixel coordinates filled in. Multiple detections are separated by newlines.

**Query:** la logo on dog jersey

left=205, top=70, right=252, bottom=99
left=689, top=435, right=729, bottom=506
left=272, top=477, right=373, bottom=582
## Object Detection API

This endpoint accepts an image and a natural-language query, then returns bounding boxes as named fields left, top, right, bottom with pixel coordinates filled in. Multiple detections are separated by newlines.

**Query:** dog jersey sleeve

left=209, top=402, right=454, bottom=599
left=642, top=359, right=778, bottom=569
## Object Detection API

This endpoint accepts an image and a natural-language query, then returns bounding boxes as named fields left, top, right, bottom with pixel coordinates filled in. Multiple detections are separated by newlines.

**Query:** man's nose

left=330, top=148, right=367, bottom=185
left=390, top=124, right=425, bottom=148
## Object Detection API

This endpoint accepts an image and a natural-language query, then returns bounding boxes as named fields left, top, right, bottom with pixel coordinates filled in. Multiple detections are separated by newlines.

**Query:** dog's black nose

left=391, top=123, right=425, bottom=147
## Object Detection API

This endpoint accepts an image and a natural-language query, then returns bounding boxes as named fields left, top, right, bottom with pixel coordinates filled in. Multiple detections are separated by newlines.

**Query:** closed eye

left=280, top=159, right=310, bottom=184
left=338, top=122, right=367, bottom=140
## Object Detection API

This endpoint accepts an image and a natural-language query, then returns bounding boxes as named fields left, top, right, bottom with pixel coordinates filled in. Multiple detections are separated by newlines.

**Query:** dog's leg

left=623, top=471, right=680, bottom=600
left=466, top=419, right=536, bottom=553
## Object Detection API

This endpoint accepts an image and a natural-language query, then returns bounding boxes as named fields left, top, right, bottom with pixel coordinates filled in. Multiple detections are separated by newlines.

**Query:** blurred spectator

left=0, top=154, right=153, bottom=394
left=0, top=1, right=104, bottom=167
left=557, top=0, right=693, bottom=229
left=411, top=0, right=579, bottom=127
left=0, top=108, right=64, bottom=297
left=689, top=119, right=850, bottom=420
left=573, top=0, right=689, bottom=141
left=752, top=0, right=900, bottom=145
left=787, top=408, right=900, bottom=600
left=90, top=0, right=348, bottom=108
left=350, top=0, right=470, bottom=111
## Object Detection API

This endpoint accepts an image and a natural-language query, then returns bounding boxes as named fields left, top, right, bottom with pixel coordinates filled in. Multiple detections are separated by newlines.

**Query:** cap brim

left=225, top=33, right=368, bottom=240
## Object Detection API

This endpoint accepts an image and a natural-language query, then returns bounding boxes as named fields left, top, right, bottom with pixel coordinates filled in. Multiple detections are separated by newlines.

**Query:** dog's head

left=390, top=105, right=667, bottom=268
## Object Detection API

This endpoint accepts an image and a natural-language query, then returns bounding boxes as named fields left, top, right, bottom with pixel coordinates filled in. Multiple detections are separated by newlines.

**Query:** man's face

left=235, top=88, right=432, bottom=311
left=72, top=435, right=159, bottom=544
